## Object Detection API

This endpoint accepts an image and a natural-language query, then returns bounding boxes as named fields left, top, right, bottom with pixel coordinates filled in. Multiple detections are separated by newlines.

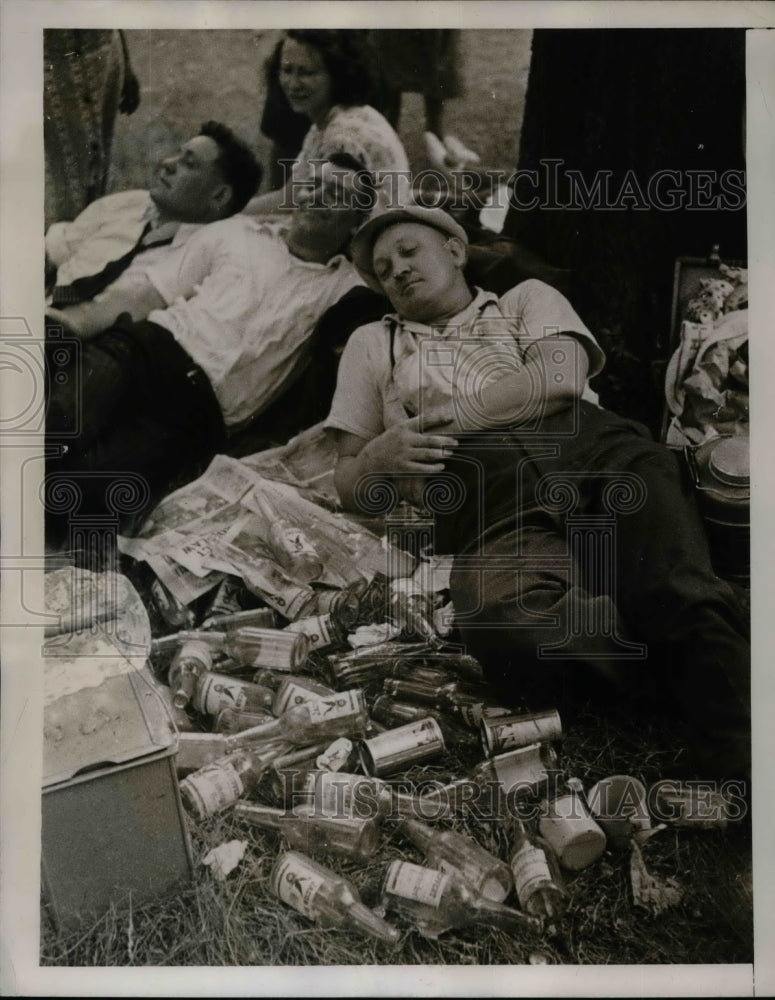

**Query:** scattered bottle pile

left=148, top=570, right=730, bottom=947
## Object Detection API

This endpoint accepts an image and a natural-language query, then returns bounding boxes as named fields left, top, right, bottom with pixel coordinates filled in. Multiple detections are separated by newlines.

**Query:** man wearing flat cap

left=324, top=202, right=751, bottom=780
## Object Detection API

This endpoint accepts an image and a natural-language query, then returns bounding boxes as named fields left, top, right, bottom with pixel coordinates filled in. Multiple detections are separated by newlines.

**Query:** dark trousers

left=45, top=316, right=226, bottom=546
left=444, top=401, right=750, bottom=772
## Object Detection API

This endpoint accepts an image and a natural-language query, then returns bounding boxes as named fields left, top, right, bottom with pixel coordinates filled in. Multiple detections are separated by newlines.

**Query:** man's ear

left=211, top=183, right=234, bottom=218
left=446, top=235, right=468, bottom=269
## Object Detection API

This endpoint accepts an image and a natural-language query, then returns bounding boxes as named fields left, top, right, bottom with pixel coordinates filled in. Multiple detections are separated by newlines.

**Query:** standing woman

left=248, top=29, right=409, bottom=215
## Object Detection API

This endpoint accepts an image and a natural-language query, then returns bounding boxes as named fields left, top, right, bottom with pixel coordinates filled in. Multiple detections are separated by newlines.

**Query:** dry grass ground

left=41, top=28, right=753, bottom=971
left=109, top=28, right=530, bottom=193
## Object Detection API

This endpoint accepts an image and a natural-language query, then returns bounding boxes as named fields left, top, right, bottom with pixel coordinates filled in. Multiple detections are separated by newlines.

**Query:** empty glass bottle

left=167, top=638, right=215, bottom=709
left=310, top=587, right=361, bottom=629
left=383, top=676, right=485, bottom=715
left=510, top=819, right=567, bottom=930
left=387, top=662, right=458, bottom=686
left=202, top=606, right=280, bottom=632
left=251, top=666, right=287, bottom=691
left=154, top=677, right=198, bottom=732
left=283, top=589, right=361, bottom=651
left=191, top=671, right=276, bottom=716
left=152, top=628, right=219, bottom=658
left=175, top=732, right=236, bottom=776
left=262, top=742, right=333, bottom=807
left=389, top=588, right=441, bottom=647
left=398, top=816, right=513, bottom=902
left=199, top=576, right=252, bottom=625
left=270, top=850, right=400, bottom=946
left=299, top=770, right=463, bottom=822
left=214, top=706, right=275, bottom=733
left=150, top=577, right=196, bottom=628
left=251, top=491, right=323, bottom=582
left=234, top=802, right=380, bottom=862
left=382, top=859, right=541, bottom=939
left=224, top=626, right=310, bottom=672
left=283, top=613, right=338, bottom=651
left=370, top=695, right=479, bottom=751
left=179, top=739, right=293, bottom=819
left=229, top=688, right=369, bottom=749
left=326, top=641, right=433, bottom=688
left=273, top=674, right=336, bottom=715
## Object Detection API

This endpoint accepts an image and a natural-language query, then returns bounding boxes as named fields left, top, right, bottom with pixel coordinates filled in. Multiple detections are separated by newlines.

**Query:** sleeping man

left=46, top=154, right=374, bottom=535
left=324, top=202, right=751, bottom=780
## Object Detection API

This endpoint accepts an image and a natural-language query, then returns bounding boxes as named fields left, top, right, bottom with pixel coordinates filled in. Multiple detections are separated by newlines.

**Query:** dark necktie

left=51, top=222, right=173, bottom=305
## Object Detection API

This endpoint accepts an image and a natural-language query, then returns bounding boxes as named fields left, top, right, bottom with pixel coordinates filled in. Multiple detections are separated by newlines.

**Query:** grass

left=40, top=639, right=753, bottom=968
left=40, top=28, right=753, bottom=971
left=108, top=29, right=531, bottom=195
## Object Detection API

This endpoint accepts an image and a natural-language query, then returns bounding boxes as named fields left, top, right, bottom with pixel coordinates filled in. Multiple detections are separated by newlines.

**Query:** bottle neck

left=399, top=817, right=434, bottom=852
left=233, top=802, right=286, bottom=829
left=347, top=900, right=401, bottom=946
left=472, top=893, right=541, bottom=933
left=226, top=718, right=283, bottom=747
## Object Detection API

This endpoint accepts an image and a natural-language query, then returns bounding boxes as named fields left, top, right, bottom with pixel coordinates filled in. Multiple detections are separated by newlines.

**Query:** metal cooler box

left=42, top=660, right=193, bottom=932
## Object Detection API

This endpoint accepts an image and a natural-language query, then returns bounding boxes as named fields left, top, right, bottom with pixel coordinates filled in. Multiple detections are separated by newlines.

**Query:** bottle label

left=272, top=854, right=325, bottom=918
left=511, top=843, right=552, bottom=906
left=306, top=690, right=362, bottom=724
left=285, top=615, right=333, bottom=650
left=385, top=861, right=449, bottom=908
left=180, top=760, right=245, bottom=819
left=274, top=679, right=329, bottom=716
left=316, top=738, right=353, bottom=772
left=485, top=712, right=562, bottom=754
left=196, top=675, right=248, bottom=715
left=310, top=772, right=381, bottom=817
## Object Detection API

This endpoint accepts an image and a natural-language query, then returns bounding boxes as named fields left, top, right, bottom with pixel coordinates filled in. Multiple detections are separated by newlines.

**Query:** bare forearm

left=333, top=420, right=458, bottom=511
left=334, top=446, right=390, bottom=512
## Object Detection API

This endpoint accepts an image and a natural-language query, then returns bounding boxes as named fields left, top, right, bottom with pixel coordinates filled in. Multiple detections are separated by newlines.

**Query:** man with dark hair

left=45, top=157, right=374, bottom=540
left=195, top=120, right=264, bottom=216
left=46, top=121, right=261, bottom=307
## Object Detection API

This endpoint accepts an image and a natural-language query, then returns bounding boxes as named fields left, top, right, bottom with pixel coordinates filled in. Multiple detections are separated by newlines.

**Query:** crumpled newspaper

left=202, top=840, right=248, bottom=881
left=629, top=841, right=683, bottom=915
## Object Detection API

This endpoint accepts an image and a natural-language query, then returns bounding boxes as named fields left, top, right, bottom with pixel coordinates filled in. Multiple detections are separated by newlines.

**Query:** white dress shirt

left=144, top=216, right=364, bottom=426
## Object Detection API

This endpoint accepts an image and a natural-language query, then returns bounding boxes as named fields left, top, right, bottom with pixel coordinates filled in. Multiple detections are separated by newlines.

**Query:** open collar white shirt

left=45, top=189, right=202, bottom=299
left=144, top=216, right=363, bottom=426
left=325, top=282, right=605, bottom=442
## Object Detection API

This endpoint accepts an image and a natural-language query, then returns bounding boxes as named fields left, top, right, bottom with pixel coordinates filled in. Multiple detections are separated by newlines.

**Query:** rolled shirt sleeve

left=324, top=323, right=392, bottom=441
left=499, top=279, right=606, bottom=378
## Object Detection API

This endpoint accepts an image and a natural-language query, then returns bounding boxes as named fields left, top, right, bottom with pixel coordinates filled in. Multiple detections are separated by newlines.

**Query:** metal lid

left=43, top=666, right=177, bottom=788
left=708, top=436, right=749, bottom=487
